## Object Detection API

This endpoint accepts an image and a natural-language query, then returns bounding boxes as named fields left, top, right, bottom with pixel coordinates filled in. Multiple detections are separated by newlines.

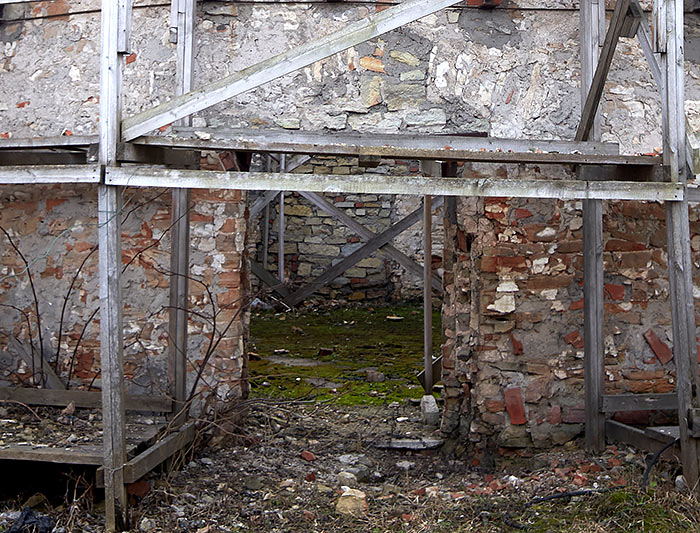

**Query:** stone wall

left=441, top=161, right=698, bottom=449
left=0, top=177, right=249, bottom=404
left=248, top=156, right=444, bottom=302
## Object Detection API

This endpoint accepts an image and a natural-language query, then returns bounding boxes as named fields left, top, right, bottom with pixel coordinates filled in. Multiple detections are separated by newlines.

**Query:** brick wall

left=441, top=162, right=694, bottom=449
left=0, top=175, right=249, bottom=406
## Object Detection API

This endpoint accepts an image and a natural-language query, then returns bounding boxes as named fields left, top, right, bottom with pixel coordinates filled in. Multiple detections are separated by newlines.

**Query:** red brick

left=547, top=405, right=562, bottom=425
left=604, top=239, right=647, bottom=252
left=564, top=330, right=584, bottom=349
left=643, top=329, right=673, bottom=364
left=604, top=283, right=625, bottom=301
left=562, top=407, right=585, bottom=424
left=620, top=369, right=665, bottom=380
left=569, top=298, right=584, bottom=311
left=125, top=53, right=137, bottom=64
left=511, top=208, right=532, bottom=221
left=510, top=333, right=523, bottom=356
left=504, top=387, right=527, bottom=425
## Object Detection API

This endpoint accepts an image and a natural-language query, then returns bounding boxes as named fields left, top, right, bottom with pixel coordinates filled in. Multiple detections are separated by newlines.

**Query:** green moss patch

left=248, top=303, right=441, bottom=405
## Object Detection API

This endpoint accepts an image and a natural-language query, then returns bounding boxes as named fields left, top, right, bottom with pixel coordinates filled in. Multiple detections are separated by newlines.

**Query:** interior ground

left=1, top=304, right=699, bottom=532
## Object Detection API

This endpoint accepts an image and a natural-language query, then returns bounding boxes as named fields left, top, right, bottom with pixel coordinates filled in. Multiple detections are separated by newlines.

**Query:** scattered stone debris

left=335, top=487, right=367, bottom=516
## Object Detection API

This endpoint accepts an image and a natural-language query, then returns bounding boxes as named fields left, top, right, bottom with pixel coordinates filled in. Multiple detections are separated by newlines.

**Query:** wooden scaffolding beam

left=658, top=0, right=700, bottom=489
left=580, top=0, right=607, bottom=453
left=98, top=0, right=129, bottom=529
left=168, top=0, right=195, bottom=426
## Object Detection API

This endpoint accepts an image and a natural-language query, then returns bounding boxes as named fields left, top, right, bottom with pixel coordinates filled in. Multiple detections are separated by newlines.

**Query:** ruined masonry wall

left=2, top=2, right=700, bottom=436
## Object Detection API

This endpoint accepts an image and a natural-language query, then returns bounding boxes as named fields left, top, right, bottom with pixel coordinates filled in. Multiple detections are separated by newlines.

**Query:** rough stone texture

left=2, top=1, right=700, bottom=441
left=0, top=162, right=249, bottom=407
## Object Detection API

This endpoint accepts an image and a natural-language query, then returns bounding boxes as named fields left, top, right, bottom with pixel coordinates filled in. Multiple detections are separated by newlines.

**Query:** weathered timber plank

left=285, top=198, right=444, bottom=306
left=99, top=0, right=129, bottom=526
left=136, top=131, right=626, bottom=163
left=123, top=422, right=195, bottom=483
left=250, top=260, right=289, bottom=298
left=0, top=165, right=100, bottom=184
left=0, top=388, right=172, bottom=412
left=0, top=135, right=97, bottom=149
left=660, top=0, right=700, bottom=492
left=105, top=167, right=681, bottom=201
left=121, top=0, right=466, bottom=140
left=606, top=420, right=680, bottom=458
left=602, top=393, right=677, bottom=412
left=299, top=191, right=442, bottom=293
left=645, top=425, right=681, bottom=445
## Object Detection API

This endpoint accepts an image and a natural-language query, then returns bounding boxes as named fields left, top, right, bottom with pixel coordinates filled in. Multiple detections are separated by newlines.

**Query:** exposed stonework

left=0, top=161, right=249, bottom=407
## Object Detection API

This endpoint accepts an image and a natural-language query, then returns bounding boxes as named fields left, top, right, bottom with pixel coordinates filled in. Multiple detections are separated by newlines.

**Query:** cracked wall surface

left=1, top=2, right=700, bottom=436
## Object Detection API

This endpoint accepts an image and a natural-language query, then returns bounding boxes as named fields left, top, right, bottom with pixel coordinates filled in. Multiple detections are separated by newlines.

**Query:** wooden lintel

left=105, top=167, right=681, bottom=202
left=0, top=387, right=173, bottom=412
left=602, top=393, right=677, bottom=412
left=0, top=164, right=101, bottom=184
left=121, top=0, right=465, bottom=140
left=135, top=129, right=625, bottom=163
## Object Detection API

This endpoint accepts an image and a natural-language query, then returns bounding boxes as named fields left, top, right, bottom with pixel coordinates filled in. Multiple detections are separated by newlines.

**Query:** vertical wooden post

left=581, top=0, right=606, bottom=453
left=168, top=0, right=195, bottom=422
left=262, top=155, right=271, bottom=270
left=657, top=0, right=700, bottom=489
left=424, top=194, right=433, bottom=392
left=422, top=161, right=441, bottom=392
left=278, top=154, right=286, bottom=283
left=99, top=0, right=128, bottom=529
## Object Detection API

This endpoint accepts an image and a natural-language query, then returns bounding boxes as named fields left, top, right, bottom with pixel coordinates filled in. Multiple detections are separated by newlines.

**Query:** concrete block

left=421, top=394, right=440, bottom=426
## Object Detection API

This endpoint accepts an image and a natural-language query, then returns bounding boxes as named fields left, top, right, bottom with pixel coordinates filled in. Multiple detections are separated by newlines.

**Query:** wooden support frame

left=299, top=191, right=443, bottom=293
left=658, top=0, right=700, bottom=489
left=168, top=0, right=196, bottom=428
left=98, top=0, right=129, bottom=528
left=581, top=0, right=607, bottom=454
left=105, top=166, right=679, bottom=201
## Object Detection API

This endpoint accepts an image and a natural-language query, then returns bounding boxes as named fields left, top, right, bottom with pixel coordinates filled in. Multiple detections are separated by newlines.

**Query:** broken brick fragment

left=510, top=333, right=523, bottom=356
left=643, top=328, right=673, bottom=364
left=504, top=387, right=527, bottom=425
left=564, top=330, right=584, bottom=349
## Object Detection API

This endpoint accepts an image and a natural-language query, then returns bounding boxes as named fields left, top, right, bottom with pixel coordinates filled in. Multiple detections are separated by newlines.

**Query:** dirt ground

left=2, top=399, right=700, bottom=532
left=2, top=304, right=700, bottom=531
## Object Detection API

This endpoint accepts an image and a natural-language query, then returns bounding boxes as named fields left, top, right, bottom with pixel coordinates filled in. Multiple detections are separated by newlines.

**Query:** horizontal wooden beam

left=122, top=0, right=465, bottom=140
left=96, top=422, right=196, bottom=487
left=106, top=166, right=682, bottom=201
left=0, top=135, right=97, bottom=149
left=134, top=129, right=631, bottom=165
left=602, top=393, right=677, bottom=412
left=0, top=164, right=101, bottom=184
left=0, top=387, right=173, bottom=412
left=606, top=420, right=680, bottom=458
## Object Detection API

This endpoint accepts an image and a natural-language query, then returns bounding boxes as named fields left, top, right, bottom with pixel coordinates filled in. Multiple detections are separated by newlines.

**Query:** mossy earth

left=248, top=303, right=441, bottom=405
